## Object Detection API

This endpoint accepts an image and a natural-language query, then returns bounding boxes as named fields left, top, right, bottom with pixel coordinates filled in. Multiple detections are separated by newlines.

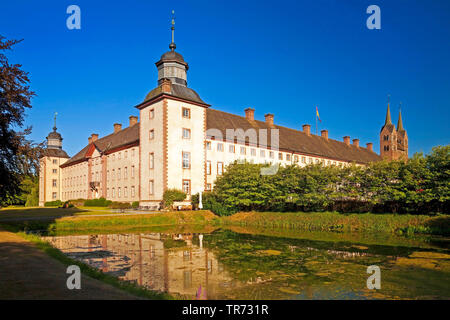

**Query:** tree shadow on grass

left=0, top=207, right=87, bottom=234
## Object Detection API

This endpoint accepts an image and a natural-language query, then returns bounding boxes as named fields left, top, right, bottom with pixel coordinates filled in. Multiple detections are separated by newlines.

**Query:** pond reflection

left=43, top=229, right=450, bottom=300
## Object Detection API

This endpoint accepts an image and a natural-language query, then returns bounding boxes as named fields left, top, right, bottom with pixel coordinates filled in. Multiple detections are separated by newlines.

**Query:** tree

left=0, top=35, right=41, bottom=206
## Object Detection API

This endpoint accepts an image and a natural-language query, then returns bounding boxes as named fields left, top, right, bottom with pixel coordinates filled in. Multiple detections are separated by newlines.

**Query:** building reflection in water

left=44, top=233, right=235, bottom=299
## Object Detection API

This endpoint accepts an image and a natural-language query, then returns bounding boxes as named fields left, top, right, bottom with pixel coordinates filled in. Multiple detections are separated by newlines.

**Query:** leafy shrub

left=44, top=200, right=62, bottom=207
left=108, top=202, right=131, bottom=210
left=191, top=192, right=236, bottom=216
left=163, top=189, right=186, bottom=208
left=132, top=201, right=139, bottom=209
left=84, top=197, right=112, bottom=207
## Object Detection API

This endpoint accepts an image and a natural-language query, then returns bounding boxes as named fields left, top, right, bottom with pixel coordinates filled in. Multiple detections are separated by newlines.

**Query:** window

left=286, top=154, right=291, bottom=161
left=113, top=154, right=115, bottom=161
left=131, top=165, right=135, bottom=178
left=117, top=168, right=121, bottom=180
left=149, top=108, right=155, bottom=119
left=206, top=141, right=211, bottom=150
left=52, top=169, right=57, bottom=174
left=182, top=107, right=190, bottom=118
left=182, top=152, right=190, bottom=169
left=302, top=156, right=306, bottom=164
left=206, top=161, right=211, bottom=175
left=315, top=159, right=320, bottom=164
left=182, top=179, right=191, bottom=195
left=131, top=148, right=135, bottom=157
left=124, top=167, right=128, bottom=179
left=124, top=187, right=128, bottom=197
left=118, top=152, right=121, bottom=160
left=107, top=188, right=109, bottom=197
left=228, top=145, right=235, bottom=153
left=52, top=179, right=57, bottom=187
left=294, top=155, right=299, bottom=162
left=217, top=143, right=223, bottom=152
left=251, top=148, right=256, bottom=156
left=182, top=128, right=191, bottom=139
left=149, top=153, right=154, bottom=169
left=269, top=151, right=274, bottom=159
left=118, top=187, right=121, bottom=198
left=149, top=129, right=155, bottom=140
left=131, top=186, right=135, bottom=197
left=112, top=188, right=115, bottom=197
left=309, top=157, right=313, bottom=164
left=260, top=150, right=265, bottom=157
left=217, top=162, right=223, bottom=175
left=107, top=170, right=109, bottom=181
left=240, top=147, right=246, bottom=155
left=52, top=192, right=57, bottom=199
left=53, top=159, right=57, bottom=164
left=206, top=183, right=212, bottom=191
left=278, top=153, right=283, bottom=160
left=149, top=180, right=154, bottom=195
left=112, top=169, right=115, bottom=180
left=125, top=151, right=128, bottom=158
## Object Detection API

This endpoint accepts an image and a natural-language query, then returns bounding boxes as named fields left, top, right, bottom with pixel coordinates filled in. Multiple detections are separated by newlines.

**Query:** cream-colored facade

left=39, top=38, right=382, bottom=207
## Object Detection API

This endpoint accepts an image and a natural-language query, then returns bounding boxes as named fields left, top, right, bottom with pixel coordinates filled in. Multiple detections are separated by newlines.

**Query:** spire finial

left=53, top=112, right=58, bottom=131
left=385, top=94, right=392, bottom=125
left=169, top=10, right=176, bottom=51
left=397, top=102, right=404, bottom=131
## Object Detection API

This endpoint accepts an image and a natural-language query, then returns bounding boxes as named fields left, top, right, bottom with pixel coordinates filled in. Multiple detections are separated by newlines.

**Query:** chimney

left=343, top=136, right=350, bottom=146
left=245, top=108, right=255, bottom=121
left=366, top=142, right=373, bottom=152
left=264, top=113, right=274, bottom=126
left=302, top=124, right=311, bottom=136
left=161, top=78, right=171, bottom=93
left=113, top=123, right=122, bottom=133
left=88, top=136, right=92, bottom=144
left=91, top=133, right=99, bottom=142
left=129, top=116, right=138, bottom=127
left=353, top=139, right=360, bottom=148
left=321, top=129, right=328, bottom=140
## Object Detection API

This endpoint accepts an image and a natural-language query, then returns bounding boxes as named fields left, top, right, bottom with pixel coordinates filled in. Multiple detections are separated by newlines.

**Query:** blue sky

left=1, top=0, right=449, bottom=157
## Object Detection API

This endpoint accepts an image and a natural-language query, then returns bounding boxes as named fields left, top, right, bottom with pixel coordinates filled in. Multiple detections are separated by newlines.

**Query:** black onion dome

left=156, top=51, right=188, bottom=69
left=47, top=130, right=62, bottom=140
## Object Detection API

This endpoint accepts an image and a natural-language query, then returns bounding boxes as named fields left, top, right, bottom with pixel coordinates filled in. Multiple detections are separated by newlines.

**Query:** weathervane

left=169, top=10, right=176, bottom=51
left=53, top=112, right=58, bottom=131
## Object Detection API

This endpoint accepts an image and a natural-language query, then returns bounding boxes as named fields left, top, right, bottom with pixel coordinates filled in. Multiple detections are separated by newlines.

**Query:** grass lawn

left=220, top=211, right=450, bottom=236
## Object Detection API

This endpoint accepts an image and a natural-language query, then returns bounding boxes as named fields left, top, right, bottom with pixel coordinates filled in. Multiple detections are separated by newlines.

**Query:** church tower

left=380, top=97, right=408, bottom=161
left=396, top=106, right=408, bottom=160
left=39, top=113, right=69, bottom=206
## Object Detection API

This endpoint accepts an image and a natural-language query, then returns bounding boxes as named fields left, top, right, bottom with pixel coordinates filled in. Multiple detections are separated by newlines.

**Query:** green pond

left=43, top=226, right=450, bottom=299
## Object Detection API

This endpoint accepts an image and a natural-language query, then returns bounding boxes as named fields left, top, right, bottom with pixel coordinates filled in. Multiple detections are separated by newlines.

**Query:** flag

left=316, top=106, right=321, bottom=122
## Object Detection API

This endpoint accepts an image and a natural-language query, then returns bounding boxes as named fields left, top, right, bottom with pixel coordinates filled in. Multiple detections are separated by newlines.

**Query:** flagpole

left=315, top=106, right=318, bottom=135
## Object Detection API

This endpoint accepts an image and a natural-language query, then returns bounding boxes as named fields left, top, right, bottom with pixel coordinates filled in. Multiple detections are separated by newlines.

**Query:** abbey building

left=38, top=30, right=407, bottom=208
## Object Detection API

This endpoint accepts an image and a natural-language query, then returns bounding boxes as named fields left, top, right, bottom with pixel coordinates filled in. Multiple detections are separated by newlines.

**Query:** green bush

left=84, top=197, right=112, bottom=207
left=132, top=201, right=139, bottom=209
left=44, top=200, right=62, bottom=207
left=191, top=192, right=236, bottom=216
left=108, top=202, right=131, bottom=210
left=205, top=145, right=450, bottom=215
left=163, top=189, right=186, bottom=208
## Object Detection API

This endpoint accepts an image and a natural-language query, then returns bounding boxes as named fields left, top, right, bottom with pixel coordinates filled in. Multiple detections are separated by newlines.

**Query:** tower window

left=182, top=108, right=190, bottom=119
left=182, top=152, right=190, bottom=169
left=149, top=109, right=155, bottom=119
left=182, top=179, right=191, bottom=195
left=182, top=128, right=191, bottom=139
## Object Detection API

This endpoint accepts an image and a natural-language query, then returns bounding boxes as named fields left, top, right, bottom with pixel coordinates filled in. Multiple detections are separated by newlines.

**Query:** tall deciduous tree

left=0, top=35, right=41, bottom=206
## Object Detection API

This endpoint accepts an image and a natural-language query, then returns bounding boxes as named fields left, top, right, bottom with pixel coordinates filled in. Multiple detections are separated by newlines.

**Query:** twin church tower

left=380, top=98, right=409, bottom=161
